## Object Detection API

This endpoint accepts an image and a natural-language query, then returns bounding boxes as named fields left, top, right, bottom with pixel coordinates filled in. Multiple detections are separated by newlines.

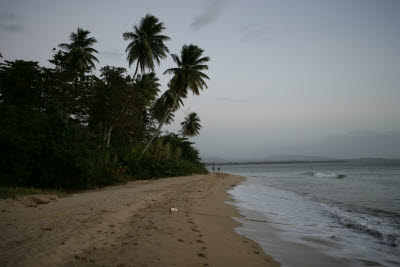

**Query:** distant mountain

left=354, top=157, right=400, bottom=162
left=201, top=154, right=338, bottom=164
left=201, top=152, right=400, bottom=165
left=304, top=131, right=400, bottom=159
left=260, top=155, right=336, bottom=162
left=200, top=156, right=231, bottom=163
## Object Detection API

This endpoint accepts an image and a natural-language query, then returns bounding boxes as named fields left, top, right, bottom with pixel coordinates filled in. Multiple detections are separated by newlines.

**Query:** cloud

left=0, top=12, right=15, bottom=21
left=240, top=24, right=269, bottom=43
left=101, top=49, right=125, bottom=59
left=0, top=12, right=23, bottom=32
left=0, top=23, right=23, bottom=32
left=191, top=0, right=227, bottom=31
left=216, top=97, right=248, bottom=103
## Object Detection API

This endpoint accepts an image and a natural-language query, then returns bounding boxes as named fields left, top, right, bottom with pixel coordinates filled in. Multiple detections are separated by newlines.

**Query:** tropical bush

left=0, top=14, right=208, bottom=190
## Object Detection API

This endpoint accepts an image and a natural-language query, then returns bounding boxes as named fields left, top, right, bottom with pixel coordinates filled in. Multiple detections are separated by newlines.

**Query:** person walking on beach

left=218, top=166, right=220, bottom=172
left=212, top=166, right=215, bottom=172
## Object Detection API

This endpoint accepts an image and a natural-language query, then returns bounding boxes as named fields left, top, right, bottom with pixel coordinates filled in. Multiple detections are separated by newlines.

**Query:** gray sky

left=1, top=0, right=400, bottom=159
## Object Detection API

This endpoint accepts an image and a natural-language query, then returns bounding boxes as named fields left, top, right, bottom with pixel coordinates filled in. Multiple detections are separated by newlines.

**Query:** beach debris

left=170, top=207, right=178, bottom=213
left=17, top=195, right=58, bottom=207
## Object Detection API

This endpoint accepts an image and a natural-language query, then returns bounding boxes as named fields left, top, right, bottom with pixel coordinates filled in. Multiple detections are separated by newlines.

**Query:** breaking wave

left=323, top=204, right=400, bottom=248
left=303, top=172, right=346, bottom=178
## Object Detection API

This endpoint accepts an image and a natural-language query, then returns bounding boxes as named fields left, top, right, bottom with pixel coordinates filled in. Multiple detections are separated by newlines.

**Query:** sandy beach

left=0, top=173, right=279, bottom=267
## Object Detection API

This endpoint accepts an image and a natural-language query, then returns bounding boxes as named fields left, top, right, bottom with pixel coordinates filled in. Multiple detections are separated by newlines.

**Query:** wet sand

left=0, top=173, right=279, bottom=266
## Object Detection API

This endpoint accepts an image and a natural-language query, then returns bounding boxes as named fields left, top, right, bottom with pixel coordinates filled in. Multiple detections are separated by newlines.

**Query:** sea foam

left=303, top=172, right=346, bottom=178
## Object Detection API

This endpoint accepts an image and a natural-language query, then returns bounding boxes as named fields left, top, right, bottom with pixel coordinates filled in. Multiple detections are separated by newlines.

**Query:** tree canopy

left=58, top=28, right=99, bottom=73
left=181, top=112, right=202, bottom=137
left=123, top=14, right=170, bottom=78
left=0, top=14, right=209, bottom=190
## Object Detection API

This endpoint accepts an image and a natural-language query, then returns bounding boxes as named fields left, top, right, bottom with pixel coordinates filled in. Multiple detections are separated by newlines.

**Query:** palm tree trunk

left=138, top=93, right=179, bottom=159
left=133, top=61, right=140, bottom=80
left=103, top=61, right=140, bottom=146
left=106, top=125, right=113, bottom=146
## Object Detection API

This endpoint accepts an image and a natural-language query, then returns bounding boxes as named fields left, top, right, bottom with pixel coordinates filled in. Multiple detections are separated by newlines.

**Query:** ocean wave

left=303, top=172, right=346, bottom=178
left=323, top=204, right=400, bottom=248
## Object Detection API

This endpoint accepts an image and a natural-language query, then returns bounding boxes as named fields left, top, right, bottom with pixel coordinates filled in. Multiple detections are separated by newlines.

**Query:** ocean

left=213, top=161, right=400, bottom=267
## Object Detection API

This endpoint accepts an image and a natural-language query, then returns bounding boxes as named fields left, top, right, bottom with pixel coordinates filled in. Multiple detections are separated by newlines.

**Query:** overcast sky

left=1, top=0, right=399, bottom=159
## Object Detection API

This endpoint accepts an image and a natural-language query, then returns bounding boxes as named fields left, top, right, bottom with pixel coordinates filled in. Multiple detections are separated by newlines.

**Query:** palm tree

left=123, top=14, right=170, bottom=79
left=58, top=28, right=99, bottom=72
left=139, top=44, right=210, bottom=159
left=180, top=112, right=202, bottom=137
left=134, top=72, right=161, bottom=105
left=101, top=14, right=170, bottom=147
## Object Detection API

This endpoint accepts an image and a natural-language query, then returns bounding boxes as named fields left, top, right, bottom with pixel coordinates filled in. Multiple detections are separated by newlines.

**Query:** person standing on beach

left=218, top=166, right=220, bottom=172
left=212, top=166, right=215, bottom=172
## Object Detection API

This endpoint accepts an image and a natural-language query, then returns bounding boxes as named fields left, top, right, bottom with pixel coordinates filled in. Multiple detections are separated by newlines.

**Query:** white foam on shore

left=228, top=178, right=400, bottom=267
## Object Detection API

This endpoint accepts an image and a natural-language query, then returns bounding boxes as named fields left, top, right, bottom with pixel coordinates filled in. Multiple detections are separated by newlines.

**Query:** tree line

left=0, top=14, right=209, bottom=189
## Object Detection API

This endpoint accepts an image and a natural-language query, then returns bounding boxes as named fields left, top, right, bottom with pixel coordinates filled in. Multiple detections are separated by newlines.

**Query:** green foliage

left=129, top=158, right=207, bottom=180
left=123, top=14, right=170, bottom=74
left=0, top=15, right=209, bottom=190
left=0, top=105, right=105, bottom=189
left=58, top=27, right=99, bottom=73
left=118, top=133, right=207, bottom=180
left=164, top=44, right=210, bottom=98
left=139, top=44, right=210, bottom=158
left=150, top=89, right=183, bottom=125
left=89, top=66, right=133, bottom=136
left=181, top=112, right=202, bottom=137
left=0, top=60, right=45, bottom=109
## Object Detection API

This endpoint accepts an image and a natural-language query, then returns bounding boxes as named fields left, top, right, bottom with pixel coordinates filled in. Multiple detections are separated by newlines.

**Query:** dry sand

left=0, top=173, right=279, bottom=267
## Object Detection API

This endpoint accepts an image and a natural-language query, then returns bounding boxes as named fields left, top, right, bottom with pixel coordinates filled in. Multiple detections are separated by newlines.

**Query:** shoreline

left=0, top=173, right=279, bottom=266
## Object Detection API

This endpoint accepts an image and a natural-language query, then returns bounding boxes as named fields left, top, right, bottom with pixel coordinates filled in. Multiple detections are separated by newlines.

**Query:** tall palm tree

left=139, top=44, right=210, bottom=159
left=180, top=112, right=202, bottom=137
left=101, top=14, right=170, bottom=147
left=123, top=14, right=170, bottom=79
left=58, top=28, right=99, bottom=72
left=105, top=14, right=170, bottom=146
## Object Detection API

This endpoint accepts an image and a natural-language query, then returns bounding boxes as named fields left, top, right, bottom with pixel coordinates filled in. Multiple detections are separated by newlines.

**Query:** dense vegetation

left=0, top=14, right=208, bottom=190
